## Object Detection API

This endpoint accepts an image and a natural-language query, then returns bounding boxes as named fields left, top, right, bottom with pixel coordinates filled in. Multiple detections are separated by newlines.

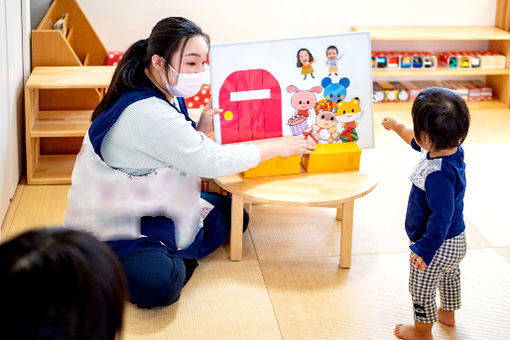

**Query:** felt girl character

left=325, top=45, right=343, bottom=76
left=297, top=48, right=315, bottom=80
left=286, top=85, right=322, bottom=135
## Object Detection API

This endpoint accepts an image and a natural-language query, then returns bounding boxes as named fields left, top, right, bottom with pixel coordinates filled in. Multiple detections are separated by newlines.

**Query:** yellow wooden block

left=301, top=143, right=361, bottom=173
left=243, top=155, right=301, bottom=178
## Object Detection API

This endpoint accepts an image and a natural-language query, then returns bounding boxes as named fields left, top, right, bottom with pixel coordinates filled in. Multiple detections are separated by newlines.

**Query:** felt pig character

left=287, top=85, right=323, bottom=119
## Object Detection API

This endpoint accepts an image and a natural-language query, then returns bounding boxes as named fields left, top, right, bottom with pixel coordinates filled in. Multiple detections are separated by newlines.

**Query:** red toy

left=185, top=85, right=211, bottom=110
left=106, top=51, right=123, bottom=66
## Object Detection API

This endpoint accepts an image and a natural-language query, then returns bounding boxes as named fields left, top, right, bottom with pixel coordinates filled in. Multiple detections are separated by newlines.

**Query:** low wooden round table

left=214, top=169, right=377, bottom=268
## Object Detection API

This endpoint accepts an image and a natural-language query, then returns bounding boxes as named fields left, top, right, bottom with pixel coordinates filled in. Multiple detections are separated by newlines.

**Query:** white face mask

left=160, top=58, right=208, bottom=98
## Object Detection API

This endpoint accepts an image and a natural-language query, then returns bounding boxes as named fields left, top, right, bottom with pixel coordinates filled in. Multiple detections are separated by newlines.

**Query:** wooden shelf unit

left=31, top=0, right=109, bottom=171
left=25, top=66, right=115, bottom=184
left=352, top=26, right=510, bottom=110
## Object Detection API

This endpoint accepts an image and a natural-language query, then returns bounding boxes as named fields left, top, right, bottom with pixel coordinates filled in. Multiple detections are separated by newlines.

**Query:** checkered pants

left=409, top=232, right=467, bottom=324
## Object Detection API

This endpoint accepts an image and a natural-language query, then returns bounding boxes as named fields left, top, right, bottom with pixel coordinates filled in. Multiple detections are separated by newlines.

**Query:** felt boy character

left=325, top=45, right=343, bottom=76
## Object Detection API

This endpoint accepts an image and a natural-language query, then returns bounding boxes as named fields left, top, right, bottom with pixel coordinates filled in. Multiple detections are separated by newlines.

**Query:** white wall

left=0, top=0, right=26, bottom=232
left=76, top=0, right=497, bottom=51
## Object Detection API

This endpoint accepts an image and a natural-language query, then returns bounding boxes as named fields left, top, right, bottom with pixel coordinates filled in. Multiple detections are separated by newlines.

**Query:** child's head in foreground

left=412, top=87, right=470, bottom=152
left=0, top=228, right=127, bottom=340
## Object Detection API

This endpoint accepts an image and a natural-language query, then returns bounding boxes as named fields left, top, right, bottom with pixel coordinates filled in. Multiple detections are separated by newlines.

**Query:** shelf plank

left=31, top=154, right=76, bottom=185
left=374, top=99, right=508, bottom=111
left=352, top=26, right=510, bottom=40
left=372, top=68, right=510, bottom=76
left=26, top=66, right=115, bottom=89
left=31, top=110, right=92, bottom=137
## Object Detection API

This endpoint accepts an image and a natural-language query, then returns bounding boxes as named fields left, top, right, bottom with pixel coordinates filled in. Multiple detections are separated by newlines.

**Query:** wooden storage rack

left=25, top=66, right=115, bottom=184
left=351, top=26, right=510, bottom=111
left=26, top=0, right=111, bottom=184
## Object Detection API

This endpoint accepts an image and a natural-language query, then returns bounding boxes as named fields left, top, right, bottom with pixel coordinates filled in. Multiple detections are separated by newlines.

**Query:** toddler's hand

left=381, top=116, right=397, bottom=131
left=410, top=253, right=427, bottom=271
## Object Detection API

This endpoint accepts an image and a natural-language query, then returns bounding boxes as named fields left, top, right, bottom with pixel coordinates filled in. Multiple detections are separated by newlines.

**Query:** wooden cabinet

left=351, top=26, right=510, bottom=111
left=25, top=66, right=114, bottom=184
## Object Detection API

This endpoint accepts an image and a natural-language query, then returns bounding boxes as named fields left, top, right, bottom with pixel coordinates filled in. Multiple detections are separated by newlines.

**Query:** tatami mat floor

left=2, top=109, right=510, bottom=339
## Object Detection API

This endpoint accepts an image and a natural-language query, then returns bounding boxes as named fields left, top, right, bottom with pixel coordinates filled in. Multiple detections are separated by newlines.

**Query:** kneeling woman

left=64, top=17, right=314, bottom=308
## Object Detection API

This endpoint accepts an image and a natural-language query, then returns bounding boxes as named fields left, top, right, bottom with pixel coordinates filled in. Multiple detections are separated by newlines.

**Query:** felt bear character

left=321, top=77, right=350, bottom=106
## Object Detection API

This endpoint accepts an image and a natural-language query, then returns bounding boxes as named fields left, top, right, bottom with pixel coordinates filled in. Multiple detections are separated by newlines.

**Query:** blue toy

left=321, top=77, right=350, bottom=102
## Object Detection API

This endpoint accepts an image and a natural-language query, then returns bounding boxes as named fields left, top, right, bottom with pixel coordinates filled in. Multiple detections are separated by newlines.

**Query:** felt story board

left=210, top=31, right=374, bottom=149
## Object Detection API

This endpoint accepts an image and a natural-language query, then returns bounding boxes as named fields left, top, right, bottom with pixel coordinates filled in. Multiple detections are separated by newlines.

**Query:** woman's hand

left=277, top=136, right=316, bottom=157
left=197, top=102, right=222, bottom=135
left=256, top=136, right=316, bottom=162
left=381, top=116, right=398, bottom=131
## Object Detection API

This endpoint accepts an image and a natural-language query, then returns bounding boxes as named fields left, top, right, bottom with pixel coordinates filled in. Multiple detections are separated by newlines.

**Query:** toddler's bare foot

left=438, top=307, right=455, bottom=326
left=394, top=324, right=433, bottom=340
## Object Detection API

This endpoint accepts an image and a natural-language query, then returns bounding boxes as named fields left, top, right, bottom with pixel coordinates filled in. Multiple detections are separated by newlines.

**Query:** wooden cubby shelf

left=25, top=66, right=115, bottom=184
left=372, top=68, right=510, bottom=76
left=25, top=0, right=112, bottom=185
left=30, top=110, right=93, bottom=137
left=352, top=25, right=510, bottom=111
left=351, top=26, right=510, bottom=41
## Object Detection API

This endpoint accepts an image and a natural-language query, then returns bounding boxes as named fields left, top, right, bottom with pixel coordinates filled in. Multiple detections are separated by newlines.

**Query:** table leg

left=230, top=193, right=244, bottom=261
left=339, top=200, right=354, bottom=269
left=336, top=204, right=343, bottom=221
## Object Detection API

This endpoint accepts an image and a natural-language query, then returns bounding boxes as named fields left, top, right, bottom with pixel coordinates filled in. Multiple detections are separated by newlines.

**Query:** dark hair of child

left=296, top=48, right=314, bottom=67
left=412, top=87, right=470, bottom=150
left=326, top=45, right=338, bottom=54
left=0, top=228, right=127, bottom=340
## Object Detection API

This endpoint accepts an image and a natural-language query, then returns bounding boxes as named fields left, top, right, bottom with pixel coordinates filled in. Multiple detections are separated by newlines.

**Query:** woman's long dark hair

left=92, top=17, right=210, bottom=121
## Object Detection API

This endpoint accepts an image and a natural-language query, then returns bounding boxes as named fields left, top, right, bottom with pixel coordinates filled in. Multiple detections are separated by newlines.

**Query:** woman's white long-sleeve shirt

left=100, top=97, right=260, bottom=178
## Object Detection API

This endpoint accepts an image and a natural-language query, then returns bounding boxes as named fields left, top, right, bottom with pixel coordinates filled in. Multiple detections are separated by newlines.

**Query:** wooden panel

left=495, top=0, right=510, bottom=31
left=26, top=66, right=115, bottom=89
left=34, top=0, right=107, bottom=67
left=352, top=26, right=510, bottom=40
left=31, top=30, right=81, bottom=67
left=40, top=137, right=83, bottom=155
left=31, top=110, right=92, bottom=137
left=39, top=88, right=100, bottom=110
left=372, top=68, right=510, bottom=76
left=374, top=100, right=508, bottom=112
left=30, top=154, right=76, bottom=185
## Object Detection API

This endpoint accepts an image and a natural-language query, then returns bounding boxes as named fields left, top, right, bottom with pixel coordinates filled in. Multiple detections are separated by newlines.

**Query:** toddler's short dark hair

left=0, top=228, right=127, bottom=340
left=412, top=87, right=470, bottom=150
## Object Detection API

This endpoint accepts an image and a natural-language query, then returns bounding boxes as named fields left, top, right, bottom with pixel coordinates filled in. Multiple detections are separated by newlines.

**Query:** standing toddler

left=381, top=87, right=470, bottom=340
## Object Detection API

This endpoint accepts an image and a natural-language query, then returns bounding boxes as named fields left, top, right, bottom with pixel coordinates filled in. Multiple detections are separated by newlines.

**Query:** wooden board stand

left=301, top=143, right=361, bottom=173
left=243, top=155, right=301, bottom=178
